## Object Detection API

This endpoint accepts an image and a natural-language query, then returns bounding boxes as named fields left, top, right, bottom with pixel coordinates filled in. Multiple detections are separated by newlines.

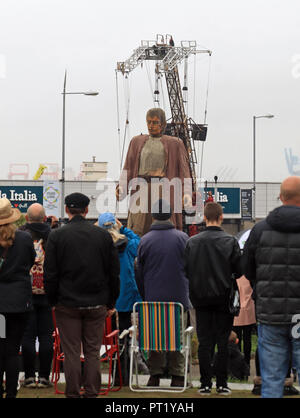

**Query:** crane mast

left=164, top=66, right=197, bottom=189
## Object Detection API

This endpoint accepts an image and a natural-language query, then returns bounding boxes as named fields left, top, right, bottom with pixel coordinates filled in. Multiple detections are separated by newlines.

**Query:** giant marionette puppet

left=116, top=108, right=192, bottom=237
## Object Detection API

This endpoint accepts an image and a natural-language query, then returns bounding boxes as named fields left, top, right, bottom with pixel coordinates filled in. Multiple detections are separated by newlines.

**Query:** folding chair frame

left=129, top=302, right=194, bottom=393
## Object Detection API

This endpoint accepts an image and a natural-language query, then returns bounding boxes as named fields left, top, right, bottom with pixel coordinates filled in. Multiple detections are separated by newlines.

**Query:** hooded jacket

left=243, top=205, right=300, bottom=325
left=136, top=221, right=190, bottom=309
left=114, top=226, right=142, bottom=312
left=20, top=222, right=51, bottom=243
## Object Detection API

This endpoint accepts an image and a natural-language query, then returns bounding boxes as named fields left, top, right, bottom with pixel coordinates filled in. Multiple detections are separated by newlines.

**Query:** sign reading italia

left=204, top=187, right=241, bottom=214
left=0, top=186, right=43, bottom=212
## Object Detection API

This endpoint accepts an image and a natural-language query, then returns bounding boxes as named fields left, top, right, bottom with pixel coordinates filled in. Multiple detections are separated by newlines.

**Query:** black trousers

left=233, top=324, right=253, bottom=366
left=21, top=303, right=54, bottom=380
left=196, top=308, right=233, bottom=388
left=0, top=312, right=29, bottom=398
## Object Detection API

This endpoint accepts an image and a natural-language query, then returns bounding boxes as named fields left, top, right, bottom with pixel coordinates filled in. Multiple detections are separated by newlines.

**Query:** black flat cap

left=65, top=192, right=90, bottom=209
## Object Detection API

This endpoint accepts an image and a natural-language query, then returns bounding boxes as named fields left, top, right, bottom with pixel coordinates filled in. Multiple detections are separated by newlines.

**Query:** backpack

left=30, top=239, right=45, bottom=295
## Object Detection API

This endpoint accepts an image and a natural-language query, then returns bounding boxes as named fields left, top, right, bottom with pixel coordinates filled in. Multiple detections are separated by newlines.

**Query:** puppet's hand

left=116, top=185, right=124, bottom=201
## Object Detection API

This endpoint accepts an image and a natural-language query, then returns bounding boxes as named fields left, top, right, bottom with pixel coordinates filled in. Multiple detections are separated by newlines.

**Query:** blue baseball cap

left=98, top=212, right=116, bottom=229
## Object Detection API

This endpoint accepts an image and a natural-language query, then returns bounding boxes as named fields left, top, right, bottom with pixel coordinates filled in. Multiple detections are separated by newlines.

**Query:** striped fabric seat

left=136, top=302, right=182, bottom=352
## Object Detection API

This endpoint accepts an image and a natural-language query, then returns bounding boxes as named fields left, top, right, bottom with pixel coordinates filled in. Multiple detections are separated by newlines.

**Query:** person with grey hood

left=243, top=176, right=300, bottom=398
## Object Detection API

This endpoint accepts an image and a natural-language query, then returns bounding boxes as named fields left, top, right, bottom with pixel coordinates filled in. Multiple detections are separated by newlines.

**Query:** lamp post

left=61, top=70, right=99, bottom=219
left=214, top=175, right=218, bottom=203
left=252, top=114, right=274, bottom=222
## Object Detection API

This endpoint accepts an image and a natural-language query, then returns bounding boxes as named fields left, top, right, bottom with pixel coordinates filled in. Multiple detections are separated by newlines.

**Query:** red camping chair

left=51, top=309, right=123, bottom=395
left=99, top=313, right=123, bottom=395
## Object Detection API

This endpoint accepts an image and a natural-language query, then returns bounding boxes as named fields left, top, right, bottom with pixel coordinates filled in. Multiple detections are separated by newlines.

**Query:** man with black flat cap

left=44, top=192, right=120, bottom=398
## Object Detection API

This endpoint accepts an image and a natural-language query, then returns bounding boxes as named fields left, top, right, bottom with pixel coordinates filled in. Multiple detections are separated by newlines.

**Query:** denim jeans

left=258, top=323, right=300, bottom=398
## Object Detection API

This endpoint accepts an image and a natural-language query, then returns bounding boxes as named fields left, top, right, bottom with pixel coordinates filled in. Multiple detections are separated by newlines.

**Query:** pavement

left=20, top=372, right=255, bottom=391
left=34, top=373, right=299, bottom=392
left=38, top=359, right=299, bottom=392
left=19, top=356, right=299, bottom=393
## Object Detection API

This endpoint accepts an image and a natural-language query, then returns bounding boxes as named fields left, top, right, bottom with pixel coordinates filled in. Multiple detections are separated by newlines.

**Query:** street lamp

left=61, top=70, right=99, bottom=219
left=253, top=114, right=274, bottom=221
left=214, top=175, right=218, bottom=203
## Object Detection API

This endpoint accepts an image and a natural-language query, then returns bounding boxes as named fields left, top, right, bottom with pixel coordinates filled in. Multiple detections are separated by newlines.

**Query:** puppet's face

left=147, top=116, right=162, bottom=137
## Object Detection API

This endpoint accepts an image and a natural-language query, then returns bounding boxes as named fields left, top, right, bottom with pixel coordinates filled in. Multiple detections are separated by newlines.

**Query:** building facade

left=81, top=158, right=108, bottom=181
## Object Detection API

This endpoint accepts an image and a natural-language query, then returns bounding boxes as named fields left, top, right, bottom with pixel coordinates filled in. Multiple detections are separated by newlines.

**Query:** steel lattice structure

left=117, top=38, right=211, bottom=74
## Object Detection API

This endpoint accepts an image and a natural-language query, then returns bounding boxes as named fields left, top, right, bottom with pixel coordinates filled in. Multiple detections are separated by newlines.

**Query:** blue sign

left=205, top=188, right=240, bottom=214
left=0, top=186, right=43, bottom=213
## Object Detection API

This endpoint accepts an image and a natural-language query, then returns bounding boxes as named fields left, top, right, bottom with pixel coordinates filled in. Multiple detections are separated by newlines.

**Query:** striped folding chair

left=129, top=302, right=193, bottom=392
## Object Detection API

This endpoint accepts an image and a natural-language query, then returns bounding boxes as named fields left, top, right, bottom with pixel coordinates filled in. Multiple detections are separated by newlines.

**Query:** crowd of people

left=1, top=175, right=300, bottom=398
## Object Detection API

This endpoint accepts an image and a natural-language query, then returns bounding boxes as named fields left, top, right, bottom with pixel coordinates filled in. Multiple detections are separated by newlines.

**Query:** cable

left=193, top=53, right=196, bottom=120
left=204, top=54, right=212, bottom=125
left=193, top=54, right=202, bottom=180
left=115, top=71, right=122, bottom=174
left=120, top=74, right=131, bottom=171
left=198, top=54, right=212, bottom=180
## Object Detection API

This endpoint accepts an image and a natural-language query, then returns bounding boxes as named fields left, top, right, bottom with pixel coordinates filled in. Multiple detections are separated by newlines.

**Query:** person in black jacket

left=44, top=193, right=120, bottom=398
left=184, top=202, right=242, bottom=396
left=243, top=176, right=300, bottom=398
left=0, top=198, right=35, bottom=398
left=20, top=203, right=53, bottom=389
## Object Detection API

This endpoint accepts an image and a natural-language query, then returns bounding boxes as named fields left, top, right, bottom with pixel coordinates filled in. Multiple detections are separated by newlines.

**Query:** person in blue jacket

left=98, top=212, right=142, bottom=384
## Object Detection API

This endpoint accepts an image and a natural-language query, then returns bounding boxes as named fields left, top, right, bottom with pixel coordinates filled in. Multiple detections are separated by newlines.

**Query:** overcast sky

left=1, top=0, right=300, bottom=183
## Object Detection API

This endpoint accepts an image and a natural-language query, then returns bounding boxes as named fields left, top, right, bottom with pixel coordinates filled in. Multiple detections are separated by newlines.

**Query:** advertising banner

left=0, top=185, right=43, bottom=213
left=43, top=181, right=61, bottom=218
left=204, top=188, right=241, bottom=215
